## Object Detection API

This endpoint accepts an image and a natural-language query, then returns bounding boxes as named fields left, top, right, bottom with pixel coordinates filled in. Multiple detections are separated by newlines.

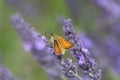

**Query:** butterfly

left=50, top=34, right=73, bottom=55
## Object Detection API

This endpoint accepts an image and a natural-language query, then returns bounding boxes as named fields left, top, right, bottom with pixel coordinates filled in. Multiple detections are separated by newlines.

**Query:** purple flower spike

left=0, top=65, right=17, bottom=80
left=11, top=14, right=62, bottom=80
left=61, top=58, right=77, bottom=77
left=62, top=19, right=102, bottom=80
left=63, top=19, right=75, bottom=41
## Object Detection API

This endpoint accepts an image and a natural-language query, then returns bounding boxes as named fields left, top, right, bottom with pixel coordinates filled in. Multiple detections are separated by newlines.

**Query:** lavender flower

left=62, top=19, right=102, bottom=80
left=11, top=14, right=63, bottom=80
left=0, top=65, right=17, bottom=80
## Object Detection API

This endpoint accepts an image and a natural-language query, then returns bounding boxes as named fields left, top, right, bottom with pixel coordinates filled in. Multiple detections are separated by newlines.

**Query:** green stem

left=74, top=73, right=83, bottom=80
left=74, top=64, right=83, bottom=80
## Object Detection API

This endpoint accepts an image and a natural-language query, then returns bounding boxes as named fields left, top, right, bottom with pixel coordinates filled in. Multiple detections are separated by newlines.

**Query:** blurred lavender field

left=0, top=0, right=120, bottom=80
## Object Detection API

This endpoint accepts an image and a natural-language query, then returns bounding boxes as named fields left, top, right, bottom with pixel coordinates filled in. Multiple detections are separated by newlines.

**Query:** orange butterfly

left=50, top=34, right=73, bottom=55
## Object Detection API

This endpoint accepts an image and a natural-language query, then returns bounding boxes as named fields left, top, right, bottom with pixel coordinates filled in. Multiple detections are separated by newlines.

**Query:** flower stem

left=74, top=73, right=83, bottom=80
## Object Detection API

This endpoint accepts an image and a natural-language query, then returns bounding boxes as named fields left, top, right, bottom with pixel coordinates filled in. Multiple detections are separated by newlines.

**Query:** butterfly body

left=50, top=34, right=73, bottom=55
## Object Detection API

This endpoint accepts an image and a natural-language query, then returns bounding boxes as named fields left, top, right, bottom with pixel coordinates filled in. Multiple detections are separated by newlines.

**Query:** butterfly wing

left=54, top=40, right=65, bottom=55
left=56, top=35, right=73, bottom=49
